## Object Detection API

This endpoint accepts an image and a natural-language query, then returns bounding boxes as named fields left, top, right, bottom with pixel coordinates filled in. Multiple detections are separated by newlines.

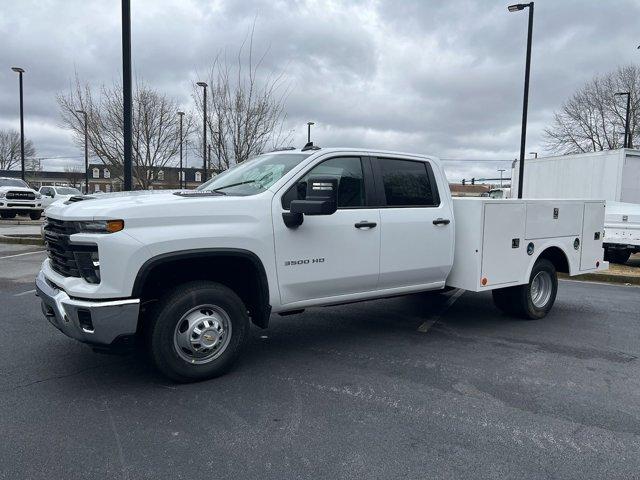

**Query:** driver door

left=272, top=156, right=380, bottom=306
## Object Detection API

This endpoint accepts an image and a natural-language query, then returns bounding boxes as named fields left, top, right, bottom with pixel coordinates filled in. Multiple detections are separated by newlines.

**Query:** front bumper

left=0, top=200, right=42, bottom=211
left=35, top=271, right=140, bottom=346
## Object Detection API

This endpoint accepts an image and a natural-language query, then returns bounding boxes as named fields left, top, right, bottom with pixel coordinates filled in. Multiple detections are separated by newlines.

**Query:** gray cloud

left=0, top=0, right=638, bottom=183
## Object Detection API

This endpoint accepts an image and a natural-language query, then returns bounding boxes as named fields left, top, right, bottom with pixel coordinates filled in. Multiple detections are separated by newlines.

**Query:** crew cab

left=36, top=147, right=607, bottom=382
left=0, top=177, right=43, bottom=219
left=39, top=185, right=82, bottom=209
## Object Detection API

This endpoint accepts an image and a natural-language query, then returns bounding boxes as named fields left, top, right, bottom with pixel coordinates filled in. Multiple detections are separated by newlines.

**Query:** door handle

left=433, top=218, right=450, bottom=226
left=355, top=221, right=377, bottom=229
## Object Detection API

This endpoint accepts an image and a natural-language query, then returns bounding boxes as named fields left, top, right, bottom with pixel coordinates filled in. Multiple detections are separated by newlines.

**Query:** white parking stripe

left=418, top=288, right=465, bottom=333
left=0, top=250, right=45, bottom=260
left=14, top=289, right=36, bottom=297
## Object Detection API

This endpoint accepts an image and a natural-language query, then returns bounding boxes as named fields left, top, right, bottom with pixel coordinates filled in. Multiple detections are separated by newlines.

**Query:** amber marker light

left=106, top=220, right=125, bottom=233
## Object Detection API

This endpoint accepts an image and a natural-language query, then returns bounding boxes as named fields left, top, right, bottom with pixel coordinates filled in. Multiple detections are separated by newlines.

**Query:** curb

left=559, top=272, right=640, bottom=286
left=0, top=235, right=44, bottom=246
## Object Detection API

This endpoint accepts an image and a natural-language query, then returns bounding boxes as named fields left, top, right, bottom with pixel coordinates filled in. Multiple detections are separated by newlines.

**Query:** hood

left=0, top=185, right=37, bottom=193
left=44, top=189, right=248, bottom=221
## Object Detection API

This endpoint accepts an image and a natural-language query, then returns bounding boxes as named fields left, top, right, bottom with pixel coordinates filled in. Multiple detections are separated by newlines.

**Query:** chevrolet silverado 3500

left=36, top=148, right=607, bottom=382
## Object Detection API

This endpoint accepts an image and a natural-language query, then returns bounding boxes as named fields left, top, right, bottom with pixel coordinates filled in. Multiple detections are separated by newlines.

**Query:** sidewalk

left=0, top=222, right=43, bottom=245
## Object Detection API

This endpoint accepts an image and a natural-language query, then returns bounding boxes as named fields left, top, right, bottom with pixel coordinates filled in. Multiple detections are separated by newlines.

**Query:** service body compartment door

left=525, top=201, right=583, bottom=239
left=481, top=203, right=526, bottom=286
left=580, top=202, right=605, bottom=270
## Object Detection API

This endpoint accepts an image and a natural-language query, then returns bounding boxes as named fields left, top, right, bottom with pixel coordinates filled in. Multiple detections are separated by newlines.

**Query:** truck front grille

left=6, top=190, right=36, bottom=200
left=43, top=219, right=99, bottom=282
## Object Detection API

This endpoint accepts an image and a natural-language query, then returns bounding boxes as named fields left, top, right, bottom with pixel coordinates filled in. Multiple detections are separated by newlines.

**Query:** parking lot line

left=418, top=288, right=465, bottom=332
left=13, top=289, right=36, bottom=297
left=0, top=250, right=45, bottom=260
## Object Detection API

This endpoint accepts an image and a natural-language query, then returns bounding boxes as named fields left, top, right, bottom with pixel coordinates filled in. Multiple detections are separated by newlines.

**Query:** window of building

left=195, top=171, right=202, bottom=182
left=94, top=184, right=101, bottom=192
left=105, top=184, right=111, bottom=193
left=281, top=157, right=366, bottom=210
left=92, top=168, right=99, bottom=178
left=158, top=170, right=164, bottom=181
left=181, top=171, right=185, bottom=181
left=377, top=158, right=439, bottom=207
left=104, top=169, right=110, bottom=179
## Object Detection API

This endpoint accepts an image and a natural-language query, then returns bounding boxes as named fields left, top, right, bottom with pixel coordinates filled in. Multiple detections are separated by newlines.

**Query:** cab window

left=375, top=158, right=440, bottom=207
left=281, top=157, right=366, bottom=210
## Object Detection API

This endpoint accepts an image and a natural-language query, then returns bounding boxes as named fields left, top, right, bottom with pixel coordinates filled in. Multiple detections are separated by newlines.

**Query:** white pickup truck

left=0, top=177, right=43, bottom=219
left=36, top=147, right=607, bottom=382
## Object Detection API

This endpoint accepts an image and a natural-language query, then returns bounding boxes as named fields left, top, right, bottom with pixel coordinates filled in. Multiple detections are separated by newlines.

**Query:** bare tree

left=64, top=166, right=83, bottom=189
left=193, top=26, right=293, bottom=171
left=0, top=129, right=36, bottom=170
left=58, top=77, right=193, bottom=189
left=544, top=65, right=640, bottom=154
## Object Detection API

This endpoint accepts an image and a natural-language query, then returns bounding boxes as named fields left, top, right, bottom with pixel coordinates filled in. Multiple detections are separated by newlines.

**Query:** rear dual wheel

left=492, top=258, right=558, bottom=320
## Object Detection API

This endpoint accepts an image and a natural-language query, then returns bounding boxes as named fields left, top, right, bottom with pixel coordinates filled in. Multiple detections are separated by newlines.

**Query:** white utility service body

left=36, top=147, right=607, bottom=381
left=512, top=148, right=640, bottom=263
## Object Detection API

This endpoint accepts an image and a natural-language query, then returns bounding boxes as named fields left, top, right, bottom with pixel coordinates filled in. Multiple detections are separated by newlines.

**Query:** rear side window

left=377, top=158, right=439, bottom=207
left=282, top=157, right=366, bottom=209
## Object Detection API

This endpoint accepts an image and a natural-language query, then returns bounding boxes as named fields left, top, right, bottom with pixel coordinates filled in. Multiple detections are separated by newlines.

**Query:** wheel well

left=134, top=251, right=271, bottom=329
left=538, top=246, right=569, bottom=274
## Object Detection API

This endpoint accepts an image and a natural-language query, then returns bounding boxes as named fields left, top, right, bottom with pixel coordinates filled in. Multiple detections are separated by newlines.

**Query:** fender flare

left=132, top=248, right=271, bottom=327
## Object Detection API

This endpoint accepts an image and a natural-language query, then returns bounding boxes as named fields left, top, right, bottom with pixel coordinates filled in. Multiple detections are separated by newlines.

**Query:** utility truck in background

left=36, top=147, right=607, bottom=382
left=0, top=177, right=43, bottom=220
left=512, top=148, right=640, bottom=264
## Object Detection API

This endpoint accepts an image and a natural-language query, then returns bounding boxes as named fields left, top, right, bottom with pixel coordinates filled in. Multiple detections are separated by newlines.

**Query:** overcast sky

left=1, top=0, right=639, bottom=183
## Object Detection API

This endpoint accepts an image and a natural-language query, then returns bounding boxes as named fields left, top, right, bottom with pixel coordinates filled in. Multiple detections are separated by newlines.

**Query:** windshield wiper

left=212, top=180, right=257, bottom=193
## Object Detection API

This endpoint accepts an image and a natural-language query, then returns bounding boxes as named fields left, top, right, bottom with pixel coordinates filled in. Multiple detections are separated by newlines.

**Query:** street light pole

left=11, top=67, right=26, bottom=181
left=122, top=0, right=133, bottom=191
left=615, top=92, right=631, bottom=148
left=177, top=111, right=184, bottom=189
left=508, top=2, right=534, bottom=199
left=197, top=82, right=208, bottom=182
left=307, top=121, right=315, bottom=143
left=76, top=110, right=89, bottom=193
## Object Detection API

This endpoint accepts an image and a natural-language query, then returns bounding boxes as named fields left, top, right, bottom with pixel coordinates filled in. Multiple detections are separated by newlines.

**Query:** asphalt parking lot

left=1, top=244, right=639, bottom=479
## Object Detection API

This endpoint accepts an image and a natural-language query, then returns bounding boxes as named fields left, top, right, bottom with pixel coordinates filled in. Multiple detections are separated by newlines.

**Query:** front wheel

left=492, top=258, right=558, bottom=320
left=147, top=281, right=250, bottom=382
left=29, top=211, right=42, bottom=220
left=0, top=212, right=16, bottom=219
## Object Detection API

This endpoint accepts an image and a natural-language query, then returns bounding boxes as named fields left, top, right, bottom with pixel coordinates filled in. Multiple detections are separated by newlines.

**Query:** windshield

left=56, top=187, right=81, bottom=195
left=197, top=153, right=311, bottom=196
left=0, top=178, right=29, bottom=188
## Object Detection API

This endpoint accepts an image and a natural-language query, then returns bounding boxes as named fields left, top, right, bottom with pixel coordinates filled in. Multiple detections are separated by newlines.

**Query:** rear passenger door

left=372, top=157, right=454, bottom=290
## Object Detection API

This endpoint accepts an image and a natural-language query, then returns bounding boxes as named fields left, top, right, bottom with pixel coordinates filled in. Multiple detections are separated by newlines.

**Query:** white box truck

left=512, top=148, right=640, bottom=264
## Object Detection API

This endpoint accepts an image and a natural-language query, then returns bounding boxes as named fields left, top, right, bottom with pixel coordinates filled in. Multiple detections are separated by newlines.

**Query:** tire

left=0, top=212, right=16, bottom=219
left=604, top=247, right=630, bottom=265
left=493, top=258, right=558, bottom=320
left=147, top=281, right=250, bottom=382
left=29, top=211, right=42, bottom=220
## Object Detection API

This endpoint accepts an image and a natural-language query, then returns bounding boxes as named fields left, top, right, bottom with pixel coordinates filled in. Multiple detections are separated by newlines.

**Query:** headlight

left=35, top=193, right=42, bottom=199
left=75, top=219, right=124, bottom=233
left=0, top=192, right=5, bottom=199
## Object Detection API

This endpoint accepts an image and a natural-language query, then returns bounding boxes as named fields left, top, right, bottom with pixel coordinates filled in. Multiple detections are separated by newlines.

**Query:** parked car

left=0, top=177, right=43, bottom=220
left=39, top=185, right=82, bottom=209
left=37, top=147, right=607, bottom=382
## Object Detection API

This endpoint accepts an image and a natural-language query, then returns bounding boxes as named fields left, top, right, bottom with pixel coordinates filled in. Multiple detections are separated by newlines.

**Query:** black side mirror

left=282, top=177, right=338, bottom=228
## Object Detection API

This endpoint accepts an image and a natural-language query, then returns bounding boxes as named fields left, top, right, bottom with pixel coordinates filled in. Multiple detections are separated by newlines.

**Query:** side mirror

left=282, top=177, right=338, bottom=228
